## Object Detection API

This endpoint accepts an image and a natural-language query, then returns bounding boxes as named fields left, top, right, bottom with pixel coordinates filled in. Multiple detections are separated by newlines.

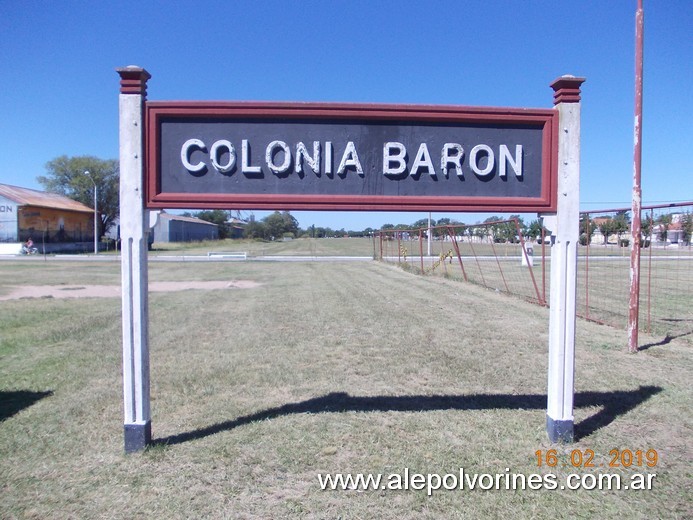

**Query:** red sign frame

left=145, top=101, right=558, bottom=212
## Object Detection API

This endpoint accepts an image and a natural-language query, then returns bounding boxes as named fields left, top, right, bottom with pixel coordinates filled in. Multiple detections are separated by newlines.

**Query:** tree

left=483, top=215, right=518, bottom=243
left=681, top=213, right=693, bottom=246
left=528, top=219, right=547, bottom=242
left=280, top=211, right=300, bottom=237
left=598, top=218, right=615, bottom=245
left=641, top=212, right=654, bottom=247
left=263, top=211, right=299, bottom=240
left=432, top=217, right=463, bottom=238
left=579, top=215, right=595, bottom=246
left=244, top=214, right=267, bottom=239
left=505, top=215, right=525, bottom=243
left=314, top=226, right=335, bottom=238
left=38, top=155, right=119, bottom=238
left=411, top=218, right=434, bottom=230
left=483, top=216, right=501, bottom=242
left=657, top=214, right=673, bottom=245
left=195, top=210, right=232, bottom=238
left=613, top=210, right=630, bottom=246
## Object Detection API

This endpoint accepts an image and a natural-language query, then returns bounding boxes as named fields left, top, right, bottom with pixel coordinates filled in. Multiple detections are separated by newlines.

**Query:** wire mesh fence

left=376, top=203, right=692, bottom=344
left=376, top=218, right=546, bottom=305
left=579, top=202, right=693, bottom=342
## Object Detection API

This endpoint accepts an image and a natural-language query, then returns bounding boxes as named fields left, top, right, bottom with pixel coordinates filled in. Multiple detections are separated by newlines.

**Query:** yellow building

left=0, top=183, right=95, bottom=246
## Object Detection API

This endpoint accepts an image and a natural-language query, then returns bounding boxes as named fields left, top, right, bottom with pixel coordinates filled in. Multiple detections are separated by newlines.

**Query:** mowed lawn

left=0, top=259, right=690, bottom=519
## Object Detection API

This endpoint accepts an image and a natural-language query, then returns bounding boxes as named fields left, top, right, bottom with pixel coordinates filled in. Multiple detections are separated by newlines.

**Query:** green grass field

left=0, top=257, right=690, bottom=518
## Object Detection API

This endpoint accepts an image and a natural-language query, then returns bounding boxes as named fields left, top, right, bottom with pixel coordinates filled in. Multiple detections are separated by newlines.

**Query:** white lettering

left=337, top=141, right=363, bottom=176
left=210, top=139, right=236, bottom=173
left=566, top=474, right=580, bottom=490
left=499, top=144, right=523, bottom=178
left=295, top=141, right=321, bottom=174
left=181, top=138, right=206, bottom=173
left=470, top=144, right=495, bottom=178
left=325, top=141, right=333, bottom=175
left=178, top=139, right=524, bottom=183
left=477, top=474, right=494, bottom=490
left=383, top=142, right=407, bottom=176
left=581, top=474, right=597, bottom=490
left=441, top=143, right=464, bottom=178
left=265, top=140, right=291, bottom=175
left=242, top=139, right=262, bottom=174
left=411, top=143, right=435, bottom=177
left=387, top=473, right=403, bottom=490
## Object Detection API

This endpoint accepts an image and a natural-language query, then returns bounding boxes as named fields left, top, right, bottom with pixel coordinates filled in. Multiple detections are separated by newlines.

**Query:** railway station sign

left=146, top=102, right=558, bottom=212
left=119, top=66, right=584, bottom=453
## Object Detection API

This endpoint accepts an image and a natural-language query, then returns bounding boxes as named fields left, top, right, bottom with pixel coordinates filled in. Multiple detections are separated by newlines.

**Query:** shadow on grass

left=155, top=385, right=661, bottom=446
left=0, top=390, right=53, bottom=422
left=640, top=330, right=693, bottom=350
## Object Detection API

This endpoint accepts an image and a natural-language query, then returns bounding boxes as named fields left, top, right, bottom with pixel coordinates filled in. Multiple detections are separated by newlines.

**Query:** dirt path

left=0, top=280, right=261, bottom=300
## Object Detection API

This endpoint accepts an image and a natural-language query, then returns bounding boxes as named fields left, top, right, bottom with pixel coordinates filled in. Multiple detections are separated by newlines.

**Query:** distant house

left=589, top=216, right=629, bottom=245
left=150, top=211, right=219, bottom=242
left=589, top=217, right=611, bottom=245
left=226, top=217, right=246, bottom=239
left=0, top=183, right=94, bottom=244
left=651, top=214, right=686, bottom=245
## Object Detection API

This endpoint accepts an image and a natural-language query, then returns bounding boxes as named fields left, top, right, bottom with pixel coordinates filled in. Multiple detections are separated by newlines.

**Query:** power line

left=581, top=199, right=691, bottom=207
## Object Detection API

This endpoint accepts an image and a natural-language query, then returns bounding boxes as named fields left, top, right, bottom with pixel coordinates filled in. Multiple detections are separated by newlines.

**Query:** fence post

left=419, top=229, right=424, bottom=273
left=543, top=75, right=585, bottom=443
left=448, top=226, right=468, bottom=282
left=515, top=218, right=543, bottom=304
left=117, top=66, right=152, bottom=452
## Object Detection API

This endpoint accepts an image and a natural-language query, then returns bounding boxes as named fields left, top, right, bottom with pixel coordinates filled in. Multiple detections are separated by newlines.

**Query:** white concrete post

left=543, top=76, right=585, bottom=443
left=117, top=66, right=152, bottom=452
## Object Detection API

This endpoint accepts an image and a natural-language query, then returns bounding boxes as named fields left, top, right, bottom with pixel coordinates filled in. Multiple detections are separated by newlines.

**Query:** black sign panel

left=146, top=102, right=557, bottom=212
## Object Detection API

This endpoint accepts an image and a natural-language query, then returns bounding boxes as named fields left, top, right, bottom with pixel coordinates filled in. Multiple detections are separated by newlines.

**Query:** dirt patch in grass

left=0, top=280, right=262, bottom=300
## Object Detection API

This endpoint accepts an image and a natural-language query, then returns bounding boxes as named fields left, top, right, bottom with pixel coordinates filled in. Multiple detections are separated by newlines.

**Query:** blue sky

left=1, top=0, right=690, bottom=231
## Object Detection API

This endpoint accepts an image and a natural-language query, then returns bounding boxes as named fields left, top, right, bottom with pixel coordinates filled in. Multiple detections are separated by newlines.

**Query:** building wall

left=152, top=217, right=218, bottom=242
left=152, top=218, right=168, bottom=242
left=18, top=206, right=93, bottom=243
left=0, top=195, right=19, bottom=242
left=167, top=220, right=218, bottom=242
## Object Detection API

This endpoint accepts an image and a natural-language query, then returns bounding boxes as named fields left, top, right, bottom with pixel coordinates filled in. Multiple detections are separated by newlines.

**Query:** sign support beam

left=117, top=66, right=152, bottom=453
left=542, top=76, right=585, bottom=443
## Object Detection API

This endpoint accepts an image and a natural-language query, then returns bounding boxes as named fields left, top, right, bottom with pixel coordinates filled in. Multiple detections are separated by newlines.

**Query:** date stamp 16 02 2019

left=535, top=449, right=658, bottom=469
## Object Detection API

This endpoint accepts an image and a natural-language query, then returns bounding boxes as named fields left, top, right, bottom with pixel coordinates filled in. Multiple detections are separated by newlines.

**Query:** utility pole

left=628, top=0, right=644, bottom=353
left=84, top=170, right=98, bottom=254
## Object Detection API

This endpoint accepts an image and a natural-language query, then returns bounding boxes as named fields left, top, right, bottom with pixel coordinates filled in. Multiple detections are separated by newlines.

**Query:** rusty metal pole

left=628, top=0, right=644, bottom=353
left=585, top=214, right=591, bottom=321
